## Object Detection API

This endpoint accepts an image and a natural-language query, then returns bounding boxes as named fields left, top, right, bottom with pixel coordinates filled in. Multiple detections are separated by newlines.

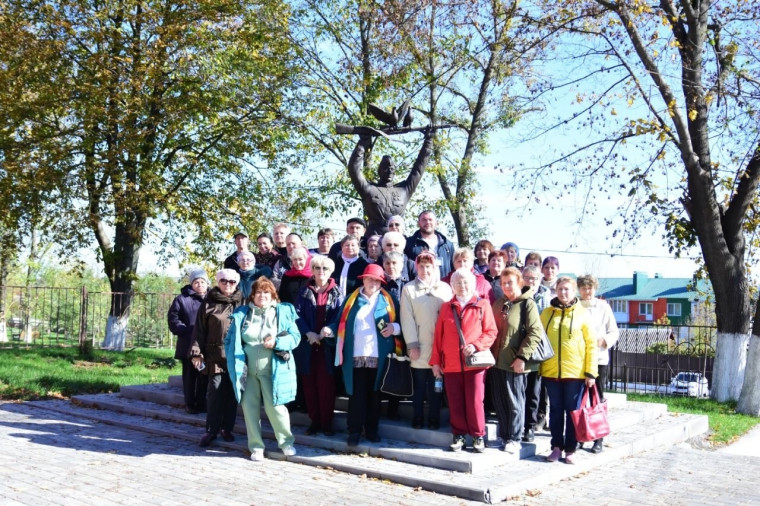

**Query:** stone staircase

left=31, top=376, right=709, bottom=504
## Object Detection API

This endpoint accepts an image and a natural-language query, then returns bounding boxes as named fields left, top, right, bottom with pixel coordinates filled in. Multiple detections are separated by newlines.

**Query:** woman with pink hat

left=321, top=263, right=400, bottom=447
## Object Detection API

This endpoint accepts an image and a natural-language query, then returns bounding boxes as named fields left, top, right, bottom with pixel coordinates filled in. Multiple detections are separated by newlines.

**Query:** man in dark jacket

left=223, top=231, right=249, bottom=272
left=327, top=217, right=368, bottom=262
left=404, top=210, right=455, bottom=279
left=168, top=268, right=209, bottom=414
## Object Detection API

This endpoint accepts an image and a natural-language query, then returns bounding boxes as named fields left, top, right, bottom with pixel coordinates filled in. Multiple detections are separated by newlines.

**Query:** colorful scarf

left=335, top=288, right=396, bottom=366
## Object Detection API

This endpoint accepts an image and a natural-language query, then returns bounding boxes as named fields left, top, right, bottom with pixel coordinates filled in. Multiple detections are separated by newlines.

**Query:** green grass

left=627, top=393, right=760, bottom=445
left=0, top=346, right=180, bottom=401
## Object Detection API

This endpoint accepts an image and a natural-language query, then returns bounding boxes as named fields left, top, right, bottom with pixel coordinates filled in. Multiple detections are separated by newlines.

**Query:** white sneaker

left=503, top=440, right=522, bottom=454
left=282, top=445, right=297, bottom=457
left=249, top=449, right=265, bottom=462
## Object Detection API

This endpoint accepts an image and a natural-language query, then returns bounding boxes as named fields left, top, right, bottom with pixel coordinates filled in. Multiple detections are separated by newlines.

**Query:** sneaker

left=546, top=447, right=562, bottom=462
left=198, top=433, right=215, bottom=447
left=282, top=445, right=296, bottom=457
left=564, top=451, right=576, bottom=464
left=249, top=449, right=265, bottom=462
left=220, top=430, right=235, bottom=442
left=472, top=436, right=485, bottom=453
left=450, top=435, right=465, bottom=452
left=503, top=440, right=522, bottom=454
left=305, top=424, right=320, bottom=436
left=591, top=440, right=603, bottom=454
left=522, top=428, right=535, bottom=442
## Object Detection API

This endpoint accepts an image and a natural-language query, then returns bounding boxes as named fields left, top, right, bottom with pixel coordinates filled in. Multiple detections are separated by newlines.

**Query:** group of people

left=167, top=210, right=619, bottom=464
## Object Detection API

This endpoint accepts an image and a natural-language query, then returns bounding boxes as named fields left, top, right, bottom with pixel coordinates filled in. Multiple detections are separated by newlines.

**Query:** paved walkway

left=1, top=400, right=759, bottom=505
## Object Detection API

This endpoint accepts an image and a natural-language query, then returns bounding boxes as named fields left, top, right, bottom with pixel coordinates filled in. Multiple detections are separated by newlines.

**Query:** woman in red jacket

left=431, top=268, right=498, bottom=453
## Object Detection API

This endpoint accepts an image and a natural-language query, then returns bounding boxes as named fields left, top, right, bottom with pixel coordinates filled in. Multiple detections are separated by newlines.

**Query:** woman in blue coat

left=321, top=264, right=401, bottom=447
left=225, top=277, right=300, bottom=462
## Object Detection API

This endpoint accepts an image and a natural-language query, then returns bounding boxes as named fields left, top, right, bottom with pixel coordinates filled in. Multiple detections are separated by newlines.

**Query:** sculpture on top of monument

left=336, top=101, right=451, bottom=237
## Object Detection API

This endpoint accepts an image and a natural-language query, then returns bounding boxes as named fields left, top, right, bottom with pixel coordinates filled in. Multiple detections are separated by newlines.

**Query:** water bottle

left=434, top=376, right=443, bottom=393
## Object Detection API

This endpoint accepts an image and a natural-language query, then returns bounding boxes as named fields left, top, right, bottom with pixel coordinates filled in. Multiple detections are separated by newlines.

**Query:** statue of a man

left=347, top=131, right=434, bottom=236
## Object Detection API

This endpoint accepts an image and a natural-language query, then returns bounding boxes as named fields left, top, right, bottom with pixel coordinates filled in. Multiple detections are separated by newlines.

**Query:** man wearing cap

left=223, top=231, right=250, bottom=273
left=404, top=210, right=455, bottom=279
left=327, top=217, right=368, bottom=262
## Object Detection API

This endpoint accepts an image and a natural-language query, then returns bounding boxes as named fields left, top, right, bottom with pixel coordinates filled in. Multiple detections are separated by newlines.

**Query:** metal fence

left=608, top=323, right=716, bottom=396
left=0, top=285, right=176, bottom=349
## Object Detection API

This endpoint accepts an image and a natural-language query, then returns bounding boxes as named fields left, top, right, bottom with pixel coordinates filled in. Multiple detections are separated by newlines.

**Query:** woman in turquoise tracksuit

left=225, top=277, right=300, bottom=461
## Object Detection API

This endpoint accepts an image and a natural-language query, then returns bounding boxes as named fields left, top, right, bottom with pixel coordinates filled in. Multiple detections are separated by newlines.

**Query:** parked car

left=660, top=372, right=710, bottom=398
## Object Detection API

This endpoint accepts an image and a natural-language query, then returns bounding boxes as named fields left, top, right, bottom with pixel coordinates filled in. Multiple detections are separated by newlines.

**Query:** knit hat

left=188, top=268, right=210, bottom=285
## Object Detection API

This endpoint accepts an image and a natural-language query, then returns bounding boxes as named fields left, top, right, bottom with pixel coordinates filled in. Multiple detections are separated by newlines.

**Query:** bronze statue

left=338, top=102, right=451, bottom=236
left=347, top=132, right=433, bottom=236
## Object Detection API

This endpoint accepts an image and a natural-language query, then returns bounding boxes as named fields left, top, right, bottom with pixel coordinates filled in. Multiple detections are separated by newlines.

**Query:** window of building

left=611, top=300, right=627, bottom=313
left=667, top=303, right=682, bottom=317
left=639, top=302, right=653, bottom=316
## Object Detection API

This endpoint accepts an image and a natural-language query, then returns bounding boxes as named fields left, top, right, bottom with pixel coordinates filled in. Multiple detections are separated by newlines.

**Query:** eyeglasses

left=523, top=276, right=538, bottom=282
left=388, top=223, right=401, bottom=228
left=238, top=258, right=254, bottom=263
left=219, top=279, right=237, bottom=285
left=312, top=266, right=330, bottom=271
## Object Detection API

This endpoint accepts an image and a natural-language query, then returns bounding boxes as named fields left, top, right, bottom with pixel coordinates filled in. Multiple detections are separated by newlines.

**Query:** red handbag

left=570, top=384, right=610, bottom=443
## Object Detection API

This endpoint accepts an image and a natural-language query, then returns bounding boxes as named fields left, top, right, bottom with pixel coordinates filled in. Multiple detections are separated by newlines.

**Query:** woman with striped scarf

left=321, top=263, right=400, bottom=447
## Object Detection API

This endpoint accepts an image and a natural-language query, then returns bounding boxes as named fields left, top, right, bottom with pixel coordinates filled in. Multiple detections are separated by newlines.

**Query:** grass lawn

left=628, top=393, right=760, bottom=445
left=0, top=346, right=179, bottom=401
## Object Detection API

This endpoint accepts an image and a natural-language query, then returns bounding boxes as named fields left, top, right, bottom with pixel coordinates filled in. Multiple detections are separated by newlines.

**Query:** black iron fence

left=0, top=285, right=176, bottom=349
left=608, top=323, right=716, bottom=396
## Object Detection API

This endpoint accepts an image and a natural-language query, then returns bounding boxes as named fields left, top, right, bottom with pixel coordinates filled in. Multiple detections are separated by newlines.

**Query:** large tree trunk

left=99, top=211, right=144, bottom=351
left=737, top=297, right=760, bottom=414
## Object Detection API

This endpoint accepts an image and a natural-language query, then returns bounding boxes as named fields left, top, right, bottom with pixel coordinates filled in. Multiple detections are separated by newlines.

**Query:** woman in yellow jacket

left=540, top=277, right=597, bottom=465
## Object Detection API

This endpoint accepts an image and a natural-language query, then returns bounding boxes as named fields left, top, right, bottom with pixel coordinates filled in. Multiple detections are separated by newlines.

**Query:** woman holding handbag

left=540, top=277, right=597, bottom=464
left=430, top=268, right=497, bottom=453
left=489, top=267, right=544, bottom=454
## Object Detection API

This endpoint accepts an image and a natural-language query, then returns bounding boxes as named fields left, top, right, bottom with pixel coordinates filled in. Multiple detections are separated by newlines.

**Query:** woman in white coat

left=577, top=274, right=619, bottom=454
left=399, top=251, right=453, bottom=430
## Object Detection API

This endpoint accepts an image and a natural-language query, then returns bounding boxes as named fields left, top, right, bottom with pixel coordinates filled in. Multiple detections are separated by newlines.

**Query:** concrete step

left=30, top=396, right=707, bottom=504
left=74, top=387, right=664, bottom=473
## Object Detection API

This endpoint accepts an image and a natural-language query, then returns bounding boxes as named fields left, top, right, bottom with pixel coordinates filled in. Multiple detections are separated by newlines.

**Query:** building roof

left=598, top=272, right=709, bottom=302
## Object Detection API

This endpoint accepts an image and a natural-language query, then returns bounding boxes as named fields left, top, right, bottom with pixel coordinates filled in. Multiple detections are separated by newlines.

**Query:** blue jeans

left=545, top=378, right=585, bottom=452
left=411, top=368, right=442, bottom=423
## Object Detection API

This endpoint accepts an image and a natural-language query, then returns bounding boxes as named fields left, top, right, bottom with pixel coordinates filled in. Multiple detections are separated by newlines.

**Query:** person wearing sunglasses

left=189, top=268, right=244, bottom=447
left=293, top=255, right=342, bottom=436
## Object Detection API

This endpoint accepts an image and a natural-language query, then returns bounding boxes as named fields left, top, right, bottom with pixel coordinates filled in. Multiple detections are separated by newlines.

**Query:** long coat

left=188, top=286, right=243, bottom=374
left=328, top=288, right=396, bottom=395
left=167, top=285, right=205, bottom=360
left=399, top=278, right=453, bottom=369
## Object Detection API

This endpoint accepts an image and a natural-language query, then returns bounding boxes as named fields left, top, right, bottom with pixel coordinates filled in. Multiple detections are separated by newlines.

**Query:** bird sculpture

left=368, top=98, right=413, bottom=129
